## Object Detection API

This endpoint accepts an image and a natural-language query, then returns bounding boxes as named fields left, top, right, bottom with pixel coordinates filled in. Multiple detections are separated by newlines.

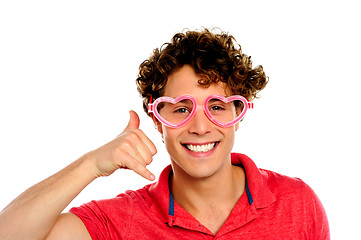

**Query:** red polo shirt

left=70, top=153, right=330, bottom=239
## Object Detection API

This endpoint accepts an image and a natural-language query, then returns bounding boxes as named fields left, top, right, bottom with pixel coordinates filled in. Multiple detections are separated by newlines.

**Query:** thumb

left=123, top=110, right=140, bottom=132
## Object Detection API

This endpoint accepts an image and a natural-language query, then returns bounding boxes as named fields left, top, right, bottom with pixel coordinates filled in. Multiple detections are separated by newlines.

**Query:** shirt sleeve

left=302, top=181, right=330, bottom=240
left=69, top=193, right=134, bottom=240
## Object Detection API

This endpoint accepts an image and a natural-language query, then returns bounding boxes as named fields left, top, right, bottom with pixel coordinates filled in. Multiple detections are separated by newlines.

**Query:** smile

left=184, top=142, right=217, bottom=153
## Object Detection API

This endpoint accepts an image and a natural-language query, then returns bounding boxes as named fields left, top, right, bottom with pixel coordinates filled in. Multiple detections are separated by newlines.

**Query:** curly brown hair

left=136, top=28, right=268, bottom=116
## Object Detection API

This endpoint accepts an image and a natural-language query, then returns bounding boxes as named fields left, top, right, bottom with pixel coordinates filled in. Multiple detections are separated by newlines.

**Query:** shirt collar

left=148, top=165, right=172, bottom=223
left=148, top=153, right=276, bottom=224
left=231, top=153, right=276, bottom=209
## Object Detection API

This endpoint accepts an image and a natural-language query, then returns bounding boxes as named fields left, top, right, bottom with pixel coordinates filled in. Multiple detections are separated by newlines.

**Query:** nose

left=187, top=108, right=213, bottom=135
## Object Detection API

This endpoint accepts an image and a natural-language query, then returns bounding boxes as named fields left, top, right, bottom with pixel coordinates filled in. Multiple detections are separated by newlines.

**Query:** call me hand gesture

left=0, top=110, right=157, bottom=240
left=91, top=110, right=157, bottom=180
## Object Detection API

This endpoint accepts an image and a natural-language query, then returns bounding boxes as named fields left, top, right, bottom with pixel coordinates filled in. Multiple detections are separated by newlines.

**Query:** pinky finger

left=127, top=159, right=155, bottom=181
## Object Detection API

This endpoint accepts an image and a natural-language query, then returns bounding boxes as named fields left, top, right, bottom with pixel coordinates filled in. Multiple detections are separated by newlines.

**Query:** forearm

left=0, top=111, right=156, bottom=239
left=0, top=154, right=97, bottom=240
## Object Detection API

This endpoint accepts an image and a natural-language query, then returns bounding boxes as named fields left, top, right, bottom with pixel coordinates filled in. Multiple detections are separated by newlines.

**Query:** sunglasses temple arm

left=147, top=96, right=154, bottom=113
left=147, top=103, right=154, bottom=113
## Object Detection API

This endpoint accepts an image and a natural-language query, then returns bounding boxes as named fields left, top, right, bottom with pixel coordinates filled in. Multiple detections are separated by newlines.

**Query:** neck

left=170, top=160, right=245, bottom=214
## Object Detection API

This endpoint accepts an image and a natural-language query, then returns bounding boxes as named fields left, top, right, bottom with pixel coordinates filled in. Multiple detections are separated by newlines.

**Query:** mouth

left=182, top=142, right=219, bottom=153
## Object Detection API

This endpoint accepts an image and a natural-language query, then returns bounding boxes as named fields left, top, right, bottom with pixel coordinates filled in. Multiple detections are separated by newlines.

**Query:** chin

left=171, top=156, right=228, bottom=180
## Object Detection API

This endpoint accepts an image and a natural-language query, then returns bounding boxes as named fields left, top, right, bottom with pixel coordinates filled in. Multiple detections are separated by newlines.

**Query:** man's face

left=154, top=65, right=239, bottom=179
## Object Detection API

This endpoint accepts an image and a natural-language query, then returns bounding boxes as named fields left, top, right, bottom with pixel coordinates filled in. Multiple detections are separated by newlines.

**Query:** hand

left=87, top=110, right=157, bottom=181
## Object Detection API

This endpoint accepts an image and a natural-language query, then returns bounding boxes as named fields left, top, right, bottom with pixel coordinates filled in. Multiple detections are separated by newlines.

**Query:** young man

left=0, top=29, right=330, bottom=239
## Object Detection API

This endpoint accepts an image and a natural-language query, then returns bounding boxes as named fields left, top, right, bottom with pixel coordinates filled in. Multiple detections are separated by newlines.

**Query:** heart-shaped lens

left=154, top=95, right=195, bottom=128
left=205, top=95, right=247, bottom=127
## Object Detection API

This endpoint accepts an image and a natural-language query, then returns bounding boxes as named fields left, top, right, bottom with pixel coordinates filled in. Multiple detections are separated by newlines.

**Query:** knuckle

left=150, top=146, right=157, bottom=156
left=126, top=131, right=141, bottom=143
left=130, top=128, right=142, bottom=135
left=121, top=138, right=133, bottom=148
left=144, top=155, right=153, bottom=165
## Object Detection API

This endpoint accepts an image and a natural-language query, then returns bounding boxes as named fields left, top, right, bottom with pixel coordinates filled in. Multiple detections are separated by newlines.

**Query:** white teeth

left=186, top=143, right=216, bottom=153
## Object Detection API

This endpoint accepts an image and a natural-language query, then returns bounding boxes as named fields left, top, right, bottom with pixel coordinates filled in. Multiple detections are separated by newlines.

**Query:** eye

left=174, top=107, right=190, bottom=114
left=209, top=105, right=226, bottom=111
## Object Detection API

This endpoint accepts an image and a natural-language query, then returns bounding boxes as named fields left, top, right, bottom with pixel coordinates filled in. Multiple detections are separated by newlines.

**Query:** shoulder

left=68, top=183, right=155, bottom=239
left=233, top=153, right=323, bottom=209
left=259, top=168, right=323, bottom=207
left=71, top=183, right=154, bottom=215
left=259, top=169, right=330, bottom=239
left=232, top=153, right=330, bottom=238
left=260, top=168, right=311, bottom=195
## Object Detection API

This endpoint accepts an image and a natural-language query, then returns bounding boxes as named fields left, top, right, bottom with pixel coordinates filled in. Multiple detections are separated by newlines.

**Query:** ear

left=150, top=113, right=163, bottom=134
left=234, top=109, right=242, bottom=132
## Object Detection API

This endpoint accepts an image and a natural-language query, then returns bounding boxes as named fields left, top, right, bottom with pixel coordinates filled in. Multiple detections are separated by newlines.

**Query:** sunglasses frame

left=148, top=94, right=253, bottom=128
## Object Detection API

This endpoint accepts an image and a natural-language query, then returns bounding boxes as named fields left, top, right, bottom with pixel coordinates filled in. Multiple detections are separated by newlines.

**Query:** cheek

left=162, top=126, right=179, bottom=145
left=162, top=128, right=183, bottom=159
left=223, top=128, right=236, bottom=149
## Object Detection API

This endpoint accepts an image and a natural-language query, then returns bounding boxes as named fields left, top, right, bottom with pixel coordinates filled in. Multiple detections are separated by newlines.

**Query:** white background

left=0, top=0, right=360, bottom=238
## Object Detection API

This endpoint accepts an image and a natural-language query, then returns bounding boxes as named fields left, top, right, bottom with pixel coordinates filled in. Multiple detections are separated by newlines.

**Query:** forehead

left=163, top=65, right=231, bottom=97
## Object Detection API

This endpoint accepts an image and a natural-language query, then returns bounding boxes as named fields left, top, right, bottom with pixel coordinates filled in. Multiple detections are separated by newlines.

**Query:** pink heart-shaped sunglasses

left=148, top=94, right=253, bottom=128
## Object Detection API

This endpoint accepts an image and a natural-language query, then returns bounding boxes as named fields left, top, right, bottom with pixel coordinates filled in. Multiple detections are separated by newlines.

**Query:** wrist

left=75, top=152, right=100, bottom=182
